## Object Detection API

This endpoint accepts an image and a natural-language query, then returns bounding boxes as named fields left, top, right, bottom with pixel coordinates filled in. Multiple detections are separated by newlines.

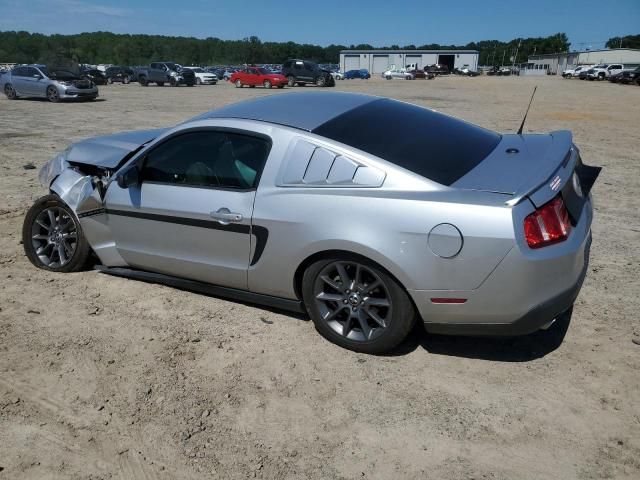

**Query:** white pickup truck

left=587, top=64, right=625, bottom=80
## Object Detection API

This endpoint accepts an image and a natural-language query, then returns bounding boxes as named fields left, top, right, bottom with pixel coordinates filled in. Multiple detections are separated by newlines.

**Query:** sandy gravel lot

left=1, top=75, right=639, bottom=480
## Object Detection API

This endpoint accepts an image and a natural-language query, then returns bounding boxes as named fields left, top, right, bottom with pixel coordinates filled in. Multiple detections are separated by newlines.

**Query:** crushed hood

left=65, top=128, right=169, bottom=169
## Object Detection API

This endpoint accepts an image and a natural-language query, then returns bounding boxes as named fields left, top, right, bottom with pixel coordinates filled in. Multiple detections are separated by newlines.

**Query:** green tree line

left=605, top=34, right=640, bottom=49
left=0, top=30, right=575, bottom=66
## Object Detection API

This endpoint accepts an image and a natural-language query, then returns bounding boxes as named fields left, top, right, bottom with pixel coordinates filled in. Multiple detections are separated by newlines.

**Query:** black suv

left=105, top=66, right=135, bottom=84
left=282, top=59, right=335, bottom=87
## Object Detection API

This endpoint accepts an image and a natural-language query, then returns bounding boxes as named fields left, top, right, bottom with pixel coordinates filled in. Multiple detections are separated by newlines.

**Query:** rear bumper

left=424, top=233, right=590, bottom=336
left=411, top=196, right=593, bottom=336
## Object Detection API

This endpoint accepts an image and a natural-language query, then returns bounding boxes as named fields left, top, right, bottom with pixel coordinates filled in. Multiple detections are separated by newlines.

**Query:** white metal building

left=526, top=48, right=640, bottom=74
left=339, top=50, right=479, bottom=74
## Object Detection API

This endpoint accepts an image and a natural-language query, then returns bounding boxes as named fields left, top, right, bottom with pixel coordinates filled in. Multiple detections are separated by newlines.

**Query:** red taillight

left=524, top=196, right=572, bottom=249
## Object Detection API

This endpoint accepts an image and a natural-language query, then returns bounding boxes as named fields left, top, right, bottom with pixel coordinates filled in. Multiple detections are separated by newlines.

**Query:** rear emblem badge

left=550, top=176, right=562, bottom=191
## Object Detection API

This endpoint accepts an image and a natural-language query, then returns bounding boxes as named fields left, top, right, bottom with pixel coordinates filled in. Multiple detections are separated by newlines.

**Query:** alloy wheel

left=47, top=87, right=60, bottom=102
left=313, top=261, right=392, bottom=342
left=30, top=207, right=78, bottom=268
left=4, top=84, right=16, bottom=99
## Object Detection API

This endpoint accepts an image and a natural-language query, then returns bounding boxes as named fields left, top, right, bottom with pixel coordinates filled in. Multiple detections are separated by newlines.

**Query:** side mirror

left=33, top=74, right=42, bottom=79
left=116, top=166, right=140, bottom=189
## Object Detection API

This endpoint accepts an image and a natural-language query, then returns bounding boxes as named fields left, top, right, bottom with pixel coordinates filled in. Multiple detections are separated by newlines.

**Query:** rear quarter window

left=312, top=99, right=501, bottom=186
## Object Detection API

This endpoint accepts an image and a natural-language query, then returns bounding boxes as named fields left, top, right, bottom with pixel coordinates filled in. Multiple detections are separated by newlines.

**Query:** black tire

left=139, top=76, right=148, bottom=86
left=263, top=80, right=272, bottom=89
left=46, top=86, right=60, bottom=103
left=302, top=256, right=416, bottom=354
left=235, top=79, right=243, bottom=88
left=169, top=77, right=178, bottom=87
left=316, top=75, right=326, bottom=87
left=287, top=76, right=296, bottom=87
left=123, top=76, right=130, bottom=84
left=22, top=195, right=91, bottom=273
left=107, top=76, right=113, bottom=84
left=196, top=77, right=202, bottom=85
left=4, top=83, right=17, bottom=100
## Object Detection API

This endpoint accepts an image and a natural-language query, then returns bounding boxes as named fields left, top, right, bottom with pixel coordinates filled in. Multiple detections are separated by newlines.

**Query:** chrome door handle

left=210, top=207, right=243, bottom=224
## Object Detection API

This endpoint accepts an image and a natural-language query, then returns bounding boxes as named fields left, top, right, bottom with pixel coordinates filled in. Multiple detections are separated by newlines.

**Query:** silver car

left=23, top=92, right=599, bottom=353
left=2, top=64, right=99, bottom=102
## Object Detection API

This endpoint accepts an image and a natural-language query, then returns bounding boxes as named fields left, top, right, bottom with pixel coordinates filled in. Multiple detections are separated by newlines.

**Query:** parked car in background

left=562, top=65, right=592, bottom=78
left=425, top=64, right=450, bottom=75
left=383, top=68, right=414, bottom=80
left=282, top=59, right=335, bottom=87
left=138, top=62, right=196, bottom=87
left=578, top=69, right=591, bottom=80
left=2, top=64, right=98, bottom=102
left=25, top=92, right=598, bottom=353
left=331, top=71, right=344, bottom=80
left=411, top=69, right=435, bottom=79
left=230, top=67, right=287, bottom=89
left=104, top=66, right=134, bottom=84
left=344, top=69, right=371, bottom=79
left=454, top=67, right=480, bottom=77
left=183, top=67, right=217, bottom=85
left=82, top=68, right=107, bottom=85
left=609, top=67, right=640, bottom=85
left=587, top=64, right=625, bottom=80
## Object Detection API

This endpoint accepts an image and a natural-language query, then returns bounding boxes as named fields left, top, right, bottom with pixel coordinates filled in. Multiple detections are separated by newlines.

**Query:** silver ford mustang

left=23, top=92, right=600, bottom=353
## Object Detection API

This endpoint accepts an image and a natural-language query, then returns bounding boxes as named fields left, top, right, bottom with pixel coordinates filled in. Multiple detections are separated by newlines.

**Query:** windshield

left=256, top=68, right=269, bottom=74
left=165, top=63, right=180, bottom=71
left=190, top=68, right=205, bottom=73
left=312, top=98, right=501, bottom=186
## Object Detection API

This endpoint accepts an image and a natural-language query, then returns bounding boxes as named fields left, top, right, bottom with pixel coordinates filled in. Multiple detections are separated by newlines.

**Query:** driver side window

left=141, top=131, right=270, bottom=190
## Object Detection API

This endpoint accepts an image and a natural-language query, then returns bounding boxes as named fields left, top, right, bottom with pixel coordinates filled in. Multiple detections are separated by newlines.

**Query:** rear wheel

left=139, top=75, right=148, bottom=86
left=107, top=77, right=113, bottom=84
left=287, top=76, right=296, bottom=87
left=196, top=77, right=202, bottom=85
left=123, top=75, right=130, bottom=84
left=169, top=77, right=178, bottom=87
left=316, top=75, right=326, bottom=87
left=302, top=257, right=416, bottom=354
left=235, top=79, right=243, bottom=88
left=263, top=80, right=272, bottom=89
left=22, top=195, right=91, bottom=273
left=4, top=83, right=17, bottom=99
left=46, top=86, right=60, bottom=103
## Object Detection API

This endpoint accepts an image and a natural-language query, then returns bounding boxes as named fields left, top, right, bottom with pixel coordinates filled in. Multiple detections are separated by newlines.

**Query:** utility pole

left=512, top=38, right=521, bottom=70
left=501, top=49, right=506, bottom=67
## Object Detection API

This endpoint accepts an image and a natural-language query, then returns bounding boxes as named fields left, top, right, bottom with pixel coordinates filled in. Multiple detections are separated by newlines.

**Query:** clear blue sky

left=1, top=0, right=638, bottom=49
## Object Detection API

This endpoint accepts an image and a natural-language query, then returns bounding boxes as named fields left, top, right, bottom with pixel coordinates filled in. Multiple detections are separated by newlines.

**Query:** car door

left=10, top=67, right=30, bottom=95
left=245, top=68, right=257, bottom=86
left=104, top=128, right=271, bottom=290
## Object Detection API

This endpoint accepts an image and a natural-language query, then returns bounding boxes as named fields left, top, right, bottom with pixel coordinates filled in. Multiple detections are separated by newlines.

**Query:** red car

left=230, top=67, right=287, bottom=89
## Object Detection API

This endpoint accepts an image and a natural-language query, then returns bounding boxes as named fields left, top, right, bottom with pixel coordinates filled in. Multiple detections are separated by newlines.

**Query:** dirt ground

left=1, top=75, right=639, bottom=480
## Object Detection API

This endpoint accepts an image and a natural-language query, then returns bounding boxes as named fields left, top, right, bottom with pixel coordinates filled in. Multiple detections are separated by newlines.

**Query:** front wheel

left=46, top=86, right=60, bottom=102
left=22, top=195, right=91, bottom=272
left=287, top=76, right=296, bottom=87
left=302, top=257, right=416, bottom=354
left=107, top=77, right=113, bottom=84
left=123, top=76, right=130, bottom=84
left=139, top=76, right=148, bottom=86
left=316, top=75, right=326, bottom=87
left=196, top=78, right=202, bottom=85
left=235, top=79, right=242, bottom=88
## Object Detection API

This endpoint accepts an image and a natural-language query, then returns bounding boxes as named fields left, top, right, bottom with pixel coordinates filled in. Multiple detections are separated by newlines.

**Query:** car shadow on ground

left=388, top=308, right=573, bottom=362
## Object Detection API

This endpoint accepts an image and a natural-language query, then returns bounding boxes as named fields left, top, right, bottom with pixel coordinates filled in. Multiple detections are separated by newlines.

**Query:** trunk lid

left=453, top=131, right=578, bottom=206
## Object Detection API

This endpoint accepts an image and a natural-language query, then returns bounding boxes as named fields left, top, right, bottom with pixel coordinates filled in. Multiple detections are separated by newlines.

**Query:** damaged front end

left=38, top=128, right=167, bottom=266
left=41, top=148, right=112, bottom=216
